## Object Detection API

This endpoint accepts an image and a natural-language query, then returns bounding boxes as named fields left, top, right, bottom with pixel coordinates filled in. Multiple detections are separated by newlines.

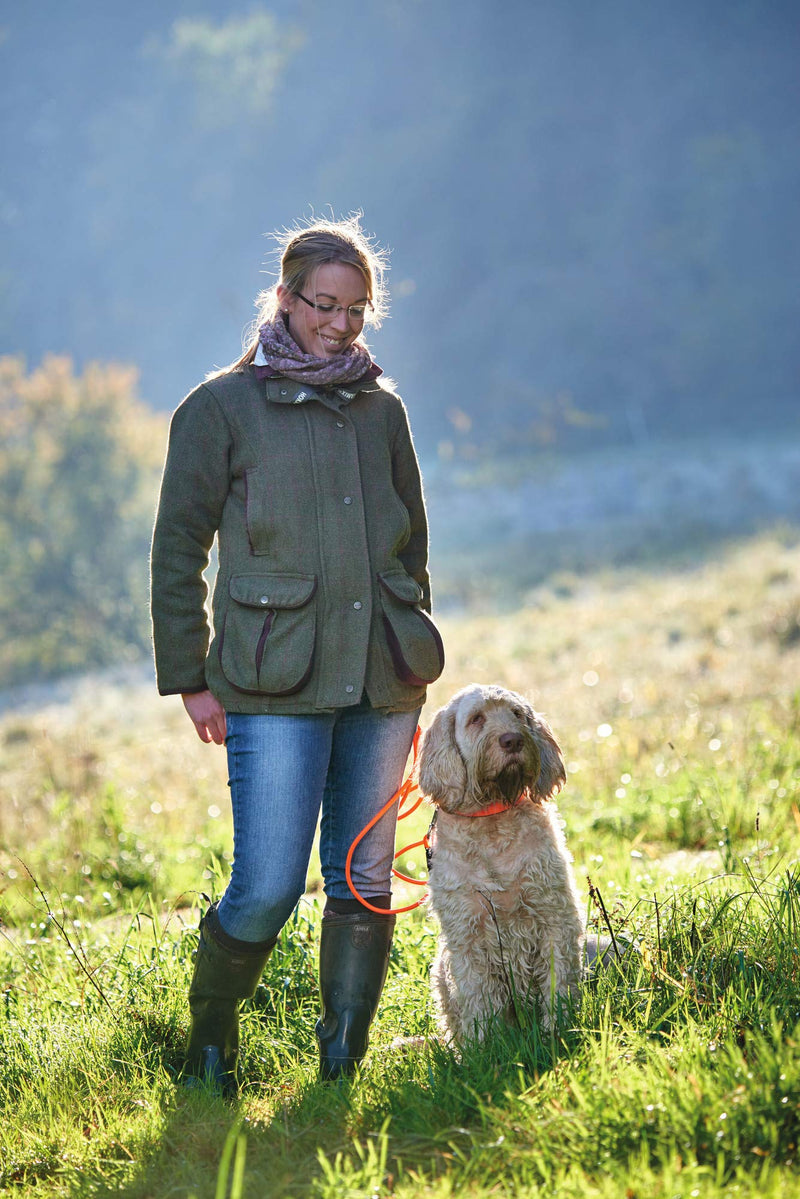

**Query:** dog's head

left=418, top=684, right=566, bottom=815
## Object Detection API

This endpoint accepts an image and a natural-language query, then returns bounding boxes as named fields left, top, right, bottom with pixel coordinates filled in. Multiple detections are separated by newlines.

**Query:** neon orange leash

left=344, top=728, right=529, bottom=915
left=345, top=724, right=431, bottom=915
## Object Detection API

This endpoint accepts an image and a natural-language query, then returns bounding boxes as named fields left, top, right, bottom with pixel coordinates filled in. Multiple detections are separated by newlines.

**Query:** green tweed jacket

left=150, top=365, right=444, bottom=714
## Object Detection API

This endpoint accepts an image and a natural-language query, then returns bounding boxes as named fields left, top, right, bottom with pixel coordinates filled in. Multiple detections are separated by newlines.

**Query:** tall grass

left=1, top=530, right=799, bottom=1197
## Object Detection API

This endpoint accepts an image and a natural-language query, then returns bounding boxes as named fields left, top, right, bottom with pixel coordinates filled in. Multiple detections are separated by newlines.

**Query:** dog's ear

left=419, top=702, right=466, bottom=808
left=525, top=707, right=566, bottom=800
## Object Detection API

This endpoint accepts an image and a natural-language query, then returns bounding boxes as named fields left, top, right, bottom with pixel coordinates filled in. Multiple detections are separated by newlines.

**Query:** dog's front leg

left=533, top=938, right=581, bottom=1030
left=443, top=941, right=510, bottom=1042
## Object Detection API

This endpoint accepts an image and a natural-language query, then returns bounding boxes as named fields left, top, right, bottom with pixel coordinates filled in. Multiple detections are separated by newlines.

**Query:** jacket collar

left=263, top=374, right=383, bottom=408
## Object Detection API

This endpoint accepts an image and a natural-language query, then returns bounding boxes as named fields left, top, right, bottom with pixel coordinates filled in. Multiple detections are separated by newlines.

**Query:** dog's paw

left=390, top=1034, right=428, bottom=1052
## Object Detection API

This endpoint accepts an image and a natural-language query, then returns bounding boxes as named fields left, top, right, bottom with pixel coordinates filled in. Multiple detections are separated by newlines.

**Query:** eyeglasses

left=296, top=293, right=372, bottom=324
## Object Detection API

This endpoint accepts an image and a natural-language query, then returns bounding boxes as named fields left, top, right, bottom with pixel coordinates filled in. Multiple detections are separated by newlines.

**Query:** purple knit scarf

left=256, top=314, right=378, bottom=386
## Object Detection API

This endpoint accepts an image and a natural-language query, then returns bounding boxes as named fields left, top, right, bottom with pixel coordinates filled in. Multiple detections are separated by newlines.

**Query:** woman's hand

left=182, top=690, right=227, bottom=745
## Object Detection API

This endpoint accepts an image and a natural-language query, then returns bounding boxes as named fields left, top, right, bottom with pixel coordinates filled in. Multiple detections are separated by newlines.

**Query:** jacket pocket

left=378, top=570, right=445, bottom=686
left=219, top=573, right=318, bottom=695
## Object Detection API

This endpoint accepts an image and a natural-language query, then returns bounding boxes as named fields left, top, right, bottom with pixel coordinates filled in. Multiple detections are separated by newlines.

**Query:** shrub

left=0, top=355, right=167, bottom=686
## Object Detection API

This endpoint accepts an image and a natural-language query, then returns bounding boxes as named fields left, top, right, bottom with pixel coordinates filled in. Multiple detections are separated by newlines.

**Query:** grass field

left=2, top=529, right=800, bottom=1197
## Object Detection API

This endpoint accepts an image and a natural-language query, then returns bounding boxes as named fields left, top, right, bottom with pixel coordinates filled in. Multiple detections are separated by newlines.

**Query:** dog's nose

left=499, top=732, right=523, bottom=753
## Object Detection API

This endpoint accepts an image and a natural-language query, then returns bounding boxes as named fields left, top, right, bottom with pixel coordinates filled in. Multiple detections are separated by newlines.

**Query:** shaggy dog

left=419, top=684, right=585, bottom=1043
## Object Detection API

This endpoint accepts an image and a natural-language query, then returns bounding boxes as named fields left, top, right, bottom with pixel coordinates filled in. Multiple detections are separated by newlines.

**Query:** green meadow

left=2, top=529, right=800, bottom=1197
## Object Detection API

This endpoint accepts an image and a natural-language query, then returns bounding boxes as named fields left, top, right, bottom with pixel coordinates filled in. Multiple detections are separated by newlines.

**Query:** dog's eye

left=468, top=711, right=485, bottom=728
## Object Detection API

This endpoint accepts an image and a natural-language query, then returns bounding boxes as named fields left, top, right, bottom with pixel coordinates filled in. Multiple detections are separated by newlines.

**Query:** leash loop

left=345, top=724, right=430, bottom=915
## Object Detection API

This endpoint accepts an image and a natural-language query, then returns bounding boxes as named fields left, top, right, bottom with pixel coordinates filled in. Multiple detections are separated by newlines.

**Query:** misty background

left=1, top=0, right=799, bottom=686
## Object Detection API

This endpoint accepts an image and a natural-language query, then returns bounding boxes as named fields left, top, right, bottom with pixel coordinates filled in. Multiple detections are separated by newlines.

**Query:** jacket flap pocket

left=378, top=570, right=423, bottom=606
left=229, top=573, right=317, bottom=609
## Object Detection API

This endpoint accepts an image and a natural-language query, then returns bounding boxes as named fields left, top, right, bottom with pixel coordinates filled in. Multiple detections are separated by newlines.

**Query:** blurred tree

left=150, top=10, right=306, bottom=133
left=0, top=356, right=167, bottom=687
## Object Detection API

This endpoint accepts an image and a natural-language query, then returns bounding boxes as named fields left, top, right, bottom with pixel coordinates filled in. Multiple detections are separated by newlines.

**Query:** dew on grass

left=597, top=724, right=613, bottom=738
left=207, top=805, right=221, bottom=819
left=709, top=738, right=722, bottom=751
left=583, top=671, right=599, bottom=687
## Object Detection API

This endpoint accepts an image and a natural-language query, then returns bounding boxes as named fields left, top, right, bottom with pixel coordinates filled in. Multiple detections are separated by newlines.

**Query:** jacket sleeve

left=150, top=385, right=233, bottom=695
left=391, top=400, right=433, bottom=613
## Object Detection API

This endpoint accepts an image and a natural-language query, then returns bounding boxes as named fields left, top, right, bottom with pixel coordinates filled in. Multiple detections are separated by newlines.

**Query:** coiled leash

left=344, top=728, right=529, bottom=916
left=345, top=724, right=433, bottom=915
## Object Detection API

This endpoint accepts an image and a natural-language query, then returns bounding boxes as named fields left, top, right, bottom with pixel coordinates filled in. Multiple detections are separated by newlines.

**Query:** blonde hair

left=221, top=213, right=390, bottom=375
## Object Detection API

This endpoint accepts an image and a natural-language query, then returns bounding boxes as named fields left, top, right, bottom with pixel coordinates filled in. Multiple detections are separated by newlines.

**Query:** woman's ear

left=419, top=703, right=466, bottom=808
left=525, top=706, right=566, bottom=800
left=276, top=284, right=293, bottom=314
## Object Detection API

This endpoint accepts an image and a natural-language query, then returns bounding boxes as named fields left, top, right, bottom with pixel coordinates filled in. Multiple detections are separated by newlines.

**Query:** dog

left=419, top=683, right=585, bottom=1043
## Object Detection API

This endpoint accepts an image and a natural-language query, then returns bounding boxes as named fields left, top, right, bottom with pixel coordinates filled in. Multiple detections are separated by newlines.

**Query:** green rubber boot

left=182, top=905, right=276, bottom=1097
left=316, top=911, right=396, bottom=1081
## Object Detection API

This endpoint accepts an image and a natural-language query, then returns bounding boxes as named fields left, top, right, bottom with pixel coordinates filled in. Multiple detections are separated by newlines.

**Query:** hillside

left=2, top=528, right=798, bottom=912
left=2, top=530, right=800, bottom=1196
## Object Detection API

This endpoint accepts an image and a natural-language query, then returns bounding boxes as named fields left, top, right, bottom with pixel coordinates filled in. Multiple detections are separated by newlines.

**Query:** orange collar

left=450, top=793, right=528, bottom=818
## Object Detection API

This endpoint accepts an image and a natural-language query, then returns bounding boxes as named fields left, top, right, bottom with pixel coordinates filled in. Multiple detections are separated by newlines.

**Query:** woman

left=150, top=215, right=443, bottom=1093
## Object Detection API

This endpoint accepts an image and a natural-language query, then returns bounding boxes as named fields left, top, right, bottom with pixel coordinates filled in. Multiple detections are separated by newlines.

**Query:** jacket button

left=343, top=496, right=352, bottom=505
left=345, top=684, right=355, bottom=693
left=280, top=389, right=287, bottom=396
left=353, top=601, right=362, bottom=610
left=336, top=420, right=345, bottom=428
left=260, top=596, right=269, bottom=604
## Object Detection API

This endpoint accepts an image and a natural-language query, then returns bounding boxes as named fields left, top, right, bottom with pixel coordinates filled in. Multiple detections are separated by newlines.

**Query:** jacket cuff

left=158, top=684, right=207, bottom=697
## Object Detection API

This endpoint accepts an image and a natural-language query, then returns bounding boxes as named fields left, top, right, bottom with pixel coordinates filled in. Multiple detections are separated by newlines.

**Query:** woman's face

left=278, top=261, right=369, bottom=358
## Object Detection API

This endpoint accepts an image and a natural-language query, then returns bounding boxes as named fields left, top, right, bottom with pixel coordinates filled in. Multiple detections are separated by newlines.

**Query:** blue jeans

left=215, top=700, right=421, bottom=942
